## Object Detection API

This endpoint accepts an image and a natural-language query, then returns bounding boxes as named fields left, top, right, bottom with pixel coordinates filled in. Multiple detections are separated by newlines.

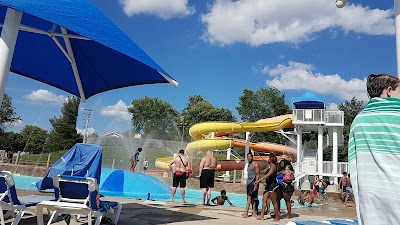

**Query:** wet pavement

left=12, top=190, right=356, bottom=225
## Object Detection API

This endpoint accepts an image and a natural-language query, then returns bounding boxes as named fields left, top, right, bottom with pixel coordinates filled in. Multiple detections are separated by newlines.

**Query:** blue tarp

left=36, top=143, right=102, bottom=191
left=0, top=1, right=177, bottom=100
left=292, top=92, right=325, bottom=109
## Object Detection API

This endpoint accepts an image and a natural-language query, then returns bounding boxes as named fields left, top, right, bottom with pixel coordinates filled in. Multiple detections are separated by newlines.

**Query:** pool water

left=12, top=174, right=308, bottom=209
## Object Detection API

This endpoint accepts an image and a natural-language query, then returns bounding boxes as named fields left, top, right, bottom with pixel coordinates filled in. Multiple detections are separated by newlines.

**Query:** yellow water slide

left=155, top=115, right=297, bottom=170
left=155, top=157, right=174, bottom=170
left=186, top=115, right=296, bottom=159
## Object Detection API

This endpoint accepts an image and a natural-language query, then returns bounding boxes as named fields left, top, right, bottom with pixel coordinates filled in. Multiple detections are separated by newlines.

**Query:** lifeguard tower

left=291, top=92, right=345, bottom=188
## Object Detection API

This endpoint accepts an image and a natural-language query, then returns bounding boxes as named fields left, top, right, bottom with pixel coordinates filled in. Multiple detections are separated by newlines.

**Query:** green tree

left=0, top=132, right=25, bottom=153
left=45, top=97, right=82, bottom=152
left=182, top=95, right=236, bottom=141
left=20, top=125, right=49, bottom=154
left=323, top=97, right=364, bottom=161
left=128, top=97, right=180, bottom=140
left=236, top=87, right=291, bottom=144
left=0, top=94, right=21, bottom=132
left=338, top=97, right=364, bottom=161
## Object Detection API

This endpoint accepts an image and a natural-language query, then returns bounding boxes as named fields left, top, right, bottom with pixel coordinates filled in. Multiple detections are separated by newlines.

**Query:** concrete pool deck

left=12, top=190, right=356, bottom=225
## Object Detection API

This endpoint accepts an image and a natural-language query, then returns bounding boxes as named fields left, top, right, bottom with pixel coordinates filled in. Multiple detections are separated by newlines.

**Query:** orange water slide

left=232, top=139, right=296, bottom=159
left=215, top=155, right=293, bottom=171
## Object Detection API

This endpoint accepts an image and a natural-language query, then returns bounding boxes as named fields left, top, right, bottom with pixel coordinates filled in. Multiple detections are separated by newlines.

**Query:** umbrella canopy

left=0, top=1, right=178, bottom=102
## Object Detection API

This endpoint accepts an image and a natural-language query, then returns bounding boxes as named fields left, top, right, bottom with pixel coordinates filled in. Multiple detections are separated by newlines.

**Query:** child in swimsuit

left=282, top=165, right=294, bottom=183
left=278, top=165, right=294, bottom=187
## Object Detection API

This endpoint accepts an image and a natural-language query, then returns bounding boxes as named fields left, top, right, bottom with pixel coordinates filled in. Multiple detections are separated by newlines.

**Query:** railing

left=322, top=161, right=348, bottom=174
left=325, top=111, right=344, bottom=125
left=293, top=161, right=307, bottom=182
left=292, top=109, right=325, bottom=123
left=292, top=109, right=344, bottom=126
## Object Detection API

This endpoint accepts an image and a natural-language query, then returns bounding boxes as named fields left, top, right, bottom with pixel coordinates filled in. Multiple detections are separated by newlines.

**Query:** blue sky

left=4, top=0, right=397, bottom=135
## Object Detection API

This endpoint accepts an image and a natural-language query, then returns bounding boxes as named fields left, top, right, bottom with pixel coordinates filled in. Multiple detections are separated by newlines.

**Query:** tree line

left=0, top=95, right=82, bottom=154
left=0, top=88, right=364, bottom=161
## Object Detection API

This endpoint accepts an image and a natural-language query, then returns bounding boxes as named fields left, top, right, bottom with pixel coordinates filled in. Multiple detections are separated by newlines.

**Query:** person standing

left=343, top=175, right=355, bottom=207
left=168, top=149, right=190, bottom=203
left=255, top=153, right=280, bottom=221
left=338, top=172, right=350, bottom=203
left=199, top=150, right=217, bottom=205
left=242, top=153, right=260, bottom=218
left=279, top=162, right=294, bottom=219
left=143, top=157, right=149, bottom=174
left=130, top=147, right=142, bottom=172
left=348, top=74, right=400, bottom=225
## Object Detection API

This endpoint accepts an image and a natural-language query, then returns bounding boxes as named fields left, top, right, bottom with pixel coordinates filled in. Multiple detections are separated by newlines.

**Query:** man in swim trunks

left=199, top=150, right=217, bottom=205
left=338, top=172, right=350, bottom=203
left=169, top=149, right=190, bottom=203
left=343, top=175, right=355, bottom=207
left=242, top=153, right=260, bottom=218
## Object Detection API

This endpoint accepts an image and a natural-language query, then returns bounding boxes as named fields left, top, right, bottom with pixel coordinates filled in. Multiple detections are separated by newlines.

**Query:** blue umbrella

left=0, top=1, right=178, bottom=104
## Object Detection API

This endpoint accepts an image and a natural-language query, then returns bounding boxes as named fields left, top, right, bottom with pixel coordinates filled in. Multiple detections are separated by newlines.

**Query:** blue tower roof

left=292, top=92, right=325, bottom=109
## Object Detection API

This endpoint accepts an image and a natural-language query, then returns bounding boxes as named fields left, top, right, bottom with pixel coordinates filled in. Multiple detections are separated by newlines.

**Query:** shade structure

left=291, top=91, right=325, bottom=109
left=0, top=1, right=178, bottom=102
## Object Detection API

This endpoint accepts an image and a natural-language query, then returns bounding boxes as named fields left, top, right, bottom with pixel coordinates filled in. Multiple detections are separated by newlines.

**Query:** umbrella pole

left=0, top=8, right=22, bottom=107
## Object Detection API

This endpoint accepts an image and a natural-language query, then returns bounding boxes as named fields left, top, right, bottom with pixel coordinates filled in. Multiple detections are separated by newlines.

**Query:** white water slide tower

left=292, top=92, right=345, bottom=187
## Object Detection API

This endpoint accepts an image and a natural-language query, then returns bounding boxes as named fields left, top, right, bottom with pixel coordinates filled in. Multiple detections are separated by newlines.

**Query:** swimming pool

left=12, top=174, right=309, bottom=209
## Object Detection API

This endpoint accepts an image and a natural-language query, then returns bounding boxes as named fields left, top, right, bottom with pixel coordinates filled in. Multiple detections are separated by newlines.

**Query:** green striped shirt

left=349, top=97, right=400, bottom=161
left=348, top=97, right=400, bottom=225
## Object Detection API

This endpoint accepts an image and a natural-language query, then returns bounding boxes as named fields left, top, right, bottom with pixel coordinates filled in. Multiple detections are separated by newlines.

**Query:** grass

left=18, top=150, right=68, bottom=164
left=101, top=145, right=173, bottom=170
left=18, top=146, right=177, bottom=170
left=16, top=146, right=243, bottom=173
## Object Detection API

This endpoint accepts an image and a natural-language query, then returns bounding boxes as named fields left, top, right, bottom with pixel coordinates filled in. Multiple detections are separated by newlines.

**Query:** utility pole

left=178, top=120, right=190, bottom=149
left=82, top=109, right=94, bottom=143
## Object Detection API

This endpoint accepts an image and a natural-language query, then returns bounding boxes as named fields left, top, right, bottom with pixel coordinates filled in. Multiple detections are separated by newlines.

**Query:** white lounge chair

left=0, top=170, right=53, bottom=225
left=287, top=221, right=329, bottom=225
left=37, top=175, right=121, bottom=225
left=322, top=219, right=358, bottom=225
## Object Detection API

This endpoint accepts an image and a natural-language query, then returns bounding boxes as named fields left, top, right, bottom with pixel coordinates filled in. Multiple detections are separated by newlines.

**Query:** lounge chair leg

left=48, top=210, right=59, bottom=225
left=0, top=206, right=5, bottom=225
left=114, top=203, right=122, bottom=225
left=5, top=210, right=14, bottom=219
left=11, top=208, right=25, bottom=225
left=88, top=212, right=92, bottom=225
left=95, top=215, right=102, bottom=225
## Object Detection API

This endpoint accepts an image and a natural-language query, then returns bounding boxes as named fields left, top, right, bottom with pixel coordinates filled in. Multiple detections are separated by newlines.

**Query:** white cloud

left=100, top=100, right=131, bottom=121
left=24, top=89, right=67, bottom=105
left=264, top=61, right=369, bottom=102
left=201, top=0, right=394, bottom=46
left=77, top=127, right=96, bottom=136
left=3, top=119, right=23, bottom=128
left=326, top=103, right=339, bottom=111
left=119, top=0, right=195, bottom=19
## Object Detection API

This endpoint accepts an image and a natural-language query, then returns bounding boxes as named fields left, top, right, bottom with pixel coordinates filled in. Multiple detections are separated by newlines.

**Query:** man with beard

left=242, top=153, right=260, bottom=218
